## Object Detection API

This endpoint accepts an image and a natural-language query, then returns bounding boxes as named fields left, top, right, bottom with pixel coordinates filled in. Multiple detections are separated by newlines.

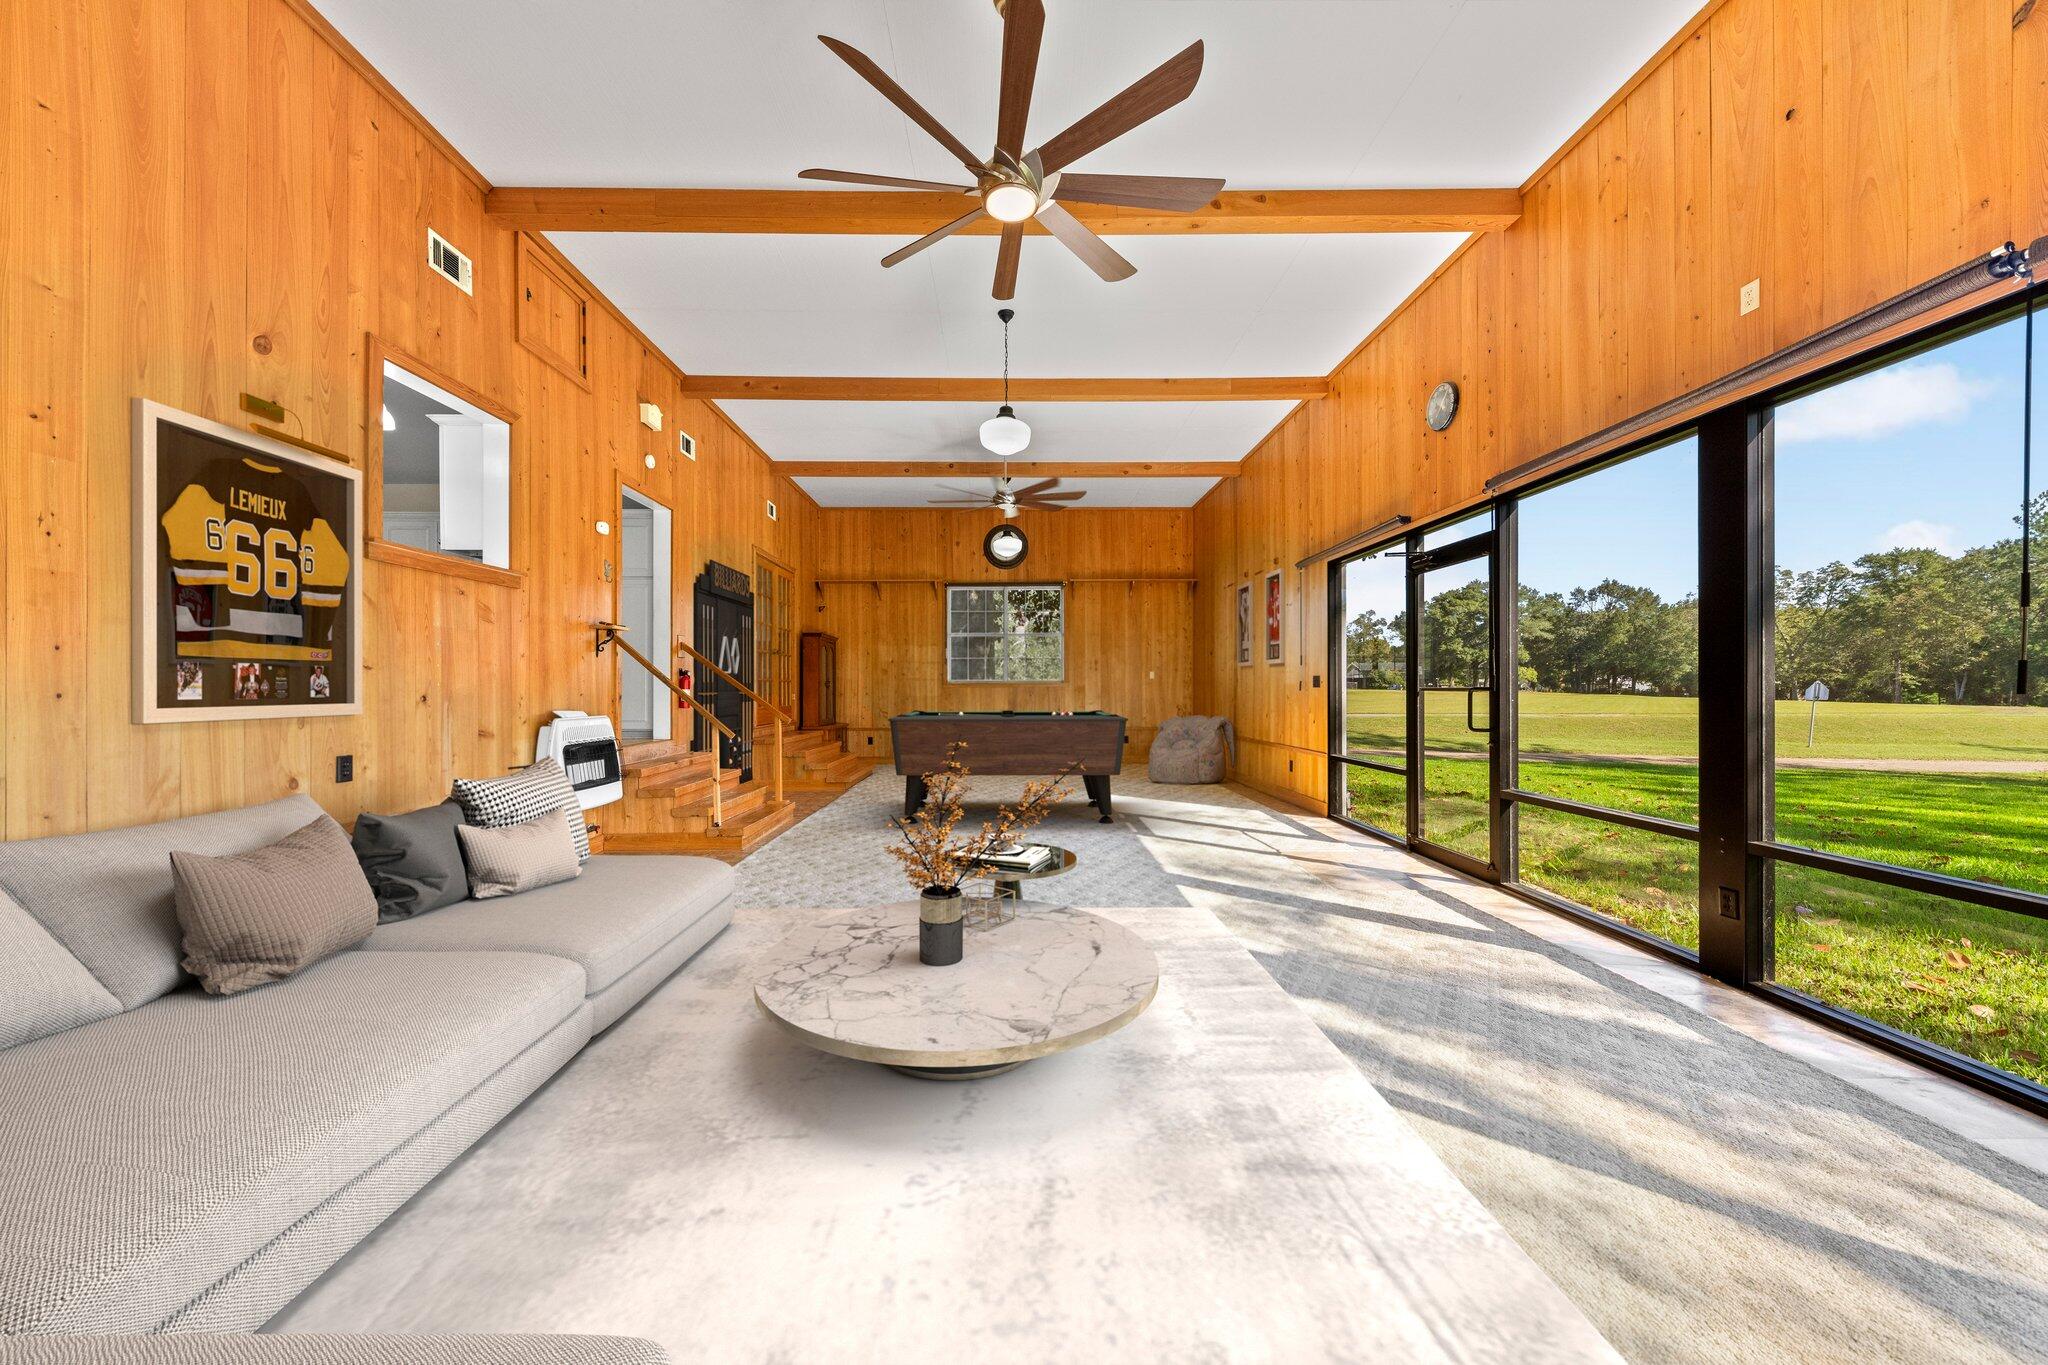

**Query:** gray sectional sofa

left=0, top=793, right=734, bottom=1356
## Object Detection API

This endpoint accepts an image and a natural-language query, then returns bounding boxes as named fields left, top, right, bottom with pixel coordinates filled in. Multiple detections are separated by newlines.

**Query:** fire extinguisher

left=677, top=666, right=693, bottom=712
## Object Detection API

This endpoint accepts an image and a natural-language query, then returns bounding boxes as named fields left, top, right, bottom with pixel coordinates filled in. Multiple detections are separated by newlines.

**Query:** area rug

left=725, top=773, right=2048, bottom=1364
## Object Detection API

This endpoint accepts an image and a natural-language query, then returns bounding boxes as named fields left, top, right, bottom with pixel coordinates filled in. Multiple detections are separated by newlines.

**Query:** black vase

left=919, top=886, right=964, bottom=966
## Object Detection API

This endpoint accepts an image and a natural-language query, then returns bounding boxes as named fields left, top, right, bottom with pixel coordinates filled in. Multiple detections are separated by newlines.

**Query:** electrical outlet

left=335, top=754, right=354, bottom=783
left=866, top=735, right=875, bottom=746
left=1718, top=886, right=1741, bottom=920
left=1312, top=674, right=1323, bottom=688
left=1739, top=279, right=1761, bottom=315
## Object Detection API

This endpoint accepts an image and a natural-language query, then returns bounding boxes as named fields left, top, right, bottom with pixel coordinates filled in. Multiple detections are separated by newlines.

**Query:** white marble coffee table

left=754, top=903, right=1159, bottom=1079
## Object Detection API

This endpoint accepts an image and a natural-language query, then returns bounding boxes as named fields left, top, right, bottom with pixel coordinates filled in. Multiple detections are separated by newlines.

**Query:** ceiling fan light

left=979, top=404, right=1031, bottom=456
left=984, top=182, right=1039, bottom=224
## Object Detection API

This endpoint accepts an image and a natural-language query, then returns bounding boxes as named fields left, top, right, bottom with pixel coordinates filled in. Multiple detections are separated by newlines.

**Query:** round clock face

left=983, top=523, right=1028, bottom=568
left=1426, top=380, right=1460, bottom=432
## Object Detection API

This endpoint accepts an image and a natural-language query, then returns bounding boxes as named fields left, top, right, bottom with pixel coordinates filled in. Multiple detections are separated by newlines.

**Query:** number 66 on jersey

left=133, top=399, right=362, bottom=723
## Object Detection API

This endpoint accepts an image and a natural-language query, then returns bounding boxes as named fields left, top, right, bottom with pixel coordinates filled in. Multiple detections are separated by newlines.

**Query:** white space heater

left=534, top=710, right=623, bottom=810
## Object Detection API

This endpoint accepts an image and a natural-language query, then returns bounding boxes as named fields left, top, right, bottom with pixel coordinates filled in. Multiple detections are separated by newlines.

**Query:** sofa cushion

left=452, top=758, right=590, bottom=863
left=363, top=853, right=734, bottom=998
left=0, top=886, right=121, bottom=1048
left=351, top=800, right=468, bottom=923
left=173, top=815, right=378, bottom=995
left=0, top=948, right=587, bottom=1334
left=0, top=794, right=325, bottom=1010
left=457, top=811, right=582, bottom=899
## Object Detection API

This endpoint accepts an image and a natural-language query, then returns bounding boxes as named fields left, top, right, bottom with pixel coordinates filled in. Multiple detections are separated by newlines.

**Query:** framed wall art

left=1264, top=569, right=1284, bottom=664
left=133, top=399, right=363, bottom=722
left=1236, top=582, right=1253, bottom=667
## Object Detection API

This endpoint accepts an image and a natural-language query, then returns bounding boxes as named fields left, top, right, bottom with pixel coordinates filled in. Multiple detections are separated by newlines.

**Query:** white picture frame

left=133, top=398, right=364, bottom=723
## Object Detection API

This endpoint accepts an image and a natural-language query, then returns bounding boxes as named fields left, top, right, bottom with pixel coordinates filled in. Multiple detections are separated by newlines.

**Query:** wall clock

left=1426, top=380, right=1459, bottom=432
left=983, top=523, right=1028, bottom=568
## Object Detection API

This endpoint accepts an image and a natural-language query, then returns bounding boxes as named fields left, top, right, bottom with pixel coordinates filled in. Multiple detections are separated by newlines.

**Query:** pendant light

left=979, top=308, right=1031, bottom=457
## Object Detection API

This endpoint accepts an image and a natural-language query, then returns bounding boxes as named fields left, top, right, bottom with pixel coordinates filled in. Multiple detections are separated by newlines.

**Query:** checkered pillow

left=451, top=757, right=591, bottom=863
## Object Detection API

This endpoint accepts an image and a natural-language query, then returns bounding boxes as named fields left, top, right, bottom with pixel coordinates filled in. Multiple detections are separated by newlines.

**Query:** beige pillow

left=170, top=814, right=377, bottom=995
left=457, top=810, right=582, bottom=899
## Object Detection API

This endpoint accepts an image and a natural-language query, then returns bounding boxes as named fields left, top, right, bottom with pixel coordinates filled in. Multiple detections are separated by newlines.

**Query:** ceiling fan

left=928, top=307, right=1086, bottom=518
left=802, top=0, right=1224, bottom=300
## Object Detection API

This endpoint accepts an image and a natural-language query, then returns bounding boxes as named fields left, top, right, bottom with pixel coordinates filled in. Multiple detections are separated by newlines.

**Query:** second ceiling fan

left=802, top=0, right=1224, bottom=300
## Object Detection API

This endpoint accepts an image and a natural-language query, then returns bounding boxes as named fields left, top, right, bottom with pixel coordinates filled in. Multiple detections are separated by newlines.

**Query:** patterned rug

left=736, top=772, right=2048, bottom=1364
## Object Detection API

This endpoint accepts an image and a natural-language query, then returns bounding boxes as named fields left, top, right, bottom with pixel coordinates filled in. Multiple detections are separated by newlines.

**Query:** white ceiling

left=320, top=0, right=1702, bottom=505
left=801, top=476, right=1220, bottom=509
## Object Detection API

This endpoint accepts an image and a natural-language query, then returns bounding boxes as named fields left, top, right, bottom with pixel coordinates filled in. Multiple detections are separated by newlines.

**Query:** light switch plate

left=1739, top=279, right=1761, bottom=315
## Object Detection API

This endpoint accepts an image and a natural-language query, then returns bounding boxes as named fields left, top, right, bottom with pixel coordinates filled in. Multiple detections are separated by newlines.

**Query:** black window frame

left=1325, top=280, right=2048, bottom=1118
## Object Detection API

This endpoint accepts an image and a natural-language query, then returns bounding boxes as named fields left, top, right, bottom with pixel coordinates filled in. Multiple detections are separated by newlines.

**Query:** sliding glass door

left=1330, top=512, right=1499, bottom=878
left=1412, top=524, right=1496, bottom=873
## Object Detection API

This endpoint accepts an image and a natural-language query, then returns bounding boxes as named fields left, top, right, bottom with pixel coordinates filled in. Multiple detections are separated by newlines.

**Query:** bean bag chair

left=1147, top=716, right=1234, bottom=784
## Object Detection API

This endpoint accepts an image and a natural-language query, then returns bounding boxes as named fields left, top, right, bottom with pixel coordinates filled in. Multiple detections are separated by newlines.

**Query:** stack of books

left=978, top=843, right=1057, bottom=873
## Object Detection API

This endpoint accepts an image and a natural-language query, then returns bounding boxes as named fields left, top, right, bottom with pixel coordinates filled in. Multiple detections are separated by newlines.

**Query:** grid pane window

left=946, top=585, right=1064, bottom=683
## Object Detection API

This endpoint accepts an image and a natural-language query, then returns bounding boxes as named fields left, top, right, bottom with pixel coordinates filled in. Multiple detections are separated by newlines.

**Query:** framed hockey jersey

left=133, top=399, right=362, bottom=722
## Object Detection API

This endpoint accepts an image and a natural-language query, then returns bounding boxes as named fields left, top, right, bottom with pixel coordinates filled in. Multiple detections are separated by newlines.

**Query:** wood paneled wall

left=1198, top=0, right=2048, bottom=810
left=809, top=509, right=1194, bottom=762
left=1, top=0, right=813, bottom=839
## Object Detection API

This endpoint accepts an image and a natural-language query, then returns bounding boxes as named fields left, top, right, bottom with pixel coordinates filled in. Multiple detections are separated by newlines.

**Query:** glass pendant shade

left=979, top=405, right=1031, bottom=457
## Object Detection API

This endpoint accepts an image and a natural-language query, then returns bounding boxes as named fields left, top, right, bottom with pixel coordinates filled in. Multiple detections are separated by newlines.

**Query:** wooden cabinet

left=800, top=632, right=837, bottom=729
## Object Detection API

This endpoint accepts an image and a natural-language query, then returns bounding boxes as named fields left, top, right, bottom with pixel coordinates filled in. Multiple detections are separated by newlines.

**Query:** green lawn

left=1344, top=688, right=2048, bottom=761
left=1336, top=690, right=2048, bottom=1088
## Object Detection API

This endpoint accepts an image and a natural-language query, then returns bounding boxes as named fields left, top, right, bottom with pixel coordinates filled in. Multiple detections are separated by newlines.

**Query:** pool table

left=890, top=710, right=1128, bottom=822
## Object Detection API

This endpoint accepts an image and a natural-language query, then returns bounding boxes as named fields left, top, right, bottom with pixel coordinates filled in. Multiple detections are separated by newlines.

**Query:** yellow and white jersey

left=159, top=455, right=351, bottom=662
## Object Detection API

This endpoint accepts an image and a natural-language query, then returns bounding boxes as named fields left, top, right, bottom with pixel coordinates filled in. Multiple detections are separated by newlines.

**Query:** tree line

left=1345, top=497, right=2045, bottom=706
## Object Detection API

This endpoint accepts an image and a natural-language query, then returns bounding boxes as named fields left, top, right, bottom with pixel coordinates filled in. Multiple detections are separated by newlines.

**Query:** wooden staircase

left=604, top=738, right=800, bottom=855
left=781, top=723, right=873, bottom=790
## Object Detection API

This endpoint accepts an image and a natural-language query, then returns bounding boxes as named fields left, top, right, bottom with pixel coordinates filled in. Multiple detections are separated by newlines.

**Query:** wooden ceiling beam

left=484, top=187, right=1522, bottom=236
left=681, top=376, right=1325, bottom=402
left=777, top=461, right=1238, bottom=479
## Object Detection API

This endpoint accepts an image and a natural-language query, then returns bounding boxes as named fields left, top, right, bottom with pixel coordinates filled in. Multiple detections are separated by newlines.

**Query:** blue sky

left=1346, top=309, right=2036, bottom=621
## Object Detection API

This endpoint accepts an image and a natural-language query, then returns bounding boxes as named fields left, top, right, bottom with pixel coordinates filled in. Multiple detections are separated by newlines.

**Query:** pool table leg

left=904, top=774, right=928, bottom=819
left=1083, top=775, right=1113, bottom=823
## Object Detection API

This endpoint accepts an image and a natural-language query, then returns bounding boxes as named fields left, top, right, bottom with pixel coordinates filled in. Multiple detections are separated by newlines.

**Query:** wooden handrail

left=671, top=636, right=795, bottom=725
left=593, top=622, right=735, bottom=741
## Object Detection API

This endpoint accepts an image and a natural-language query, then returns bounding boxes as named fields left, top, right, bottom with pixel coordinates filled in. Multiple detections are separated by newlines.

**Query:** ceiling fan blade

left=1020, top=491, right=1088, bottom=502
left=818, top=35, right=985, bottom=174
left=881, top=209, right=987, bottom=268
left=929, top=498, right=996, bottom=505
left=800, top=168, right=975, bottom=193
left=994, top=0, right=1044, bottom=162
left=1010, top=477, right=1062, bottom=497
left=993, top=222, right=1023, bottom=300
left=934, top=484, right=997, bottom=498
left=1036, top=201, right=1136, bottom=283
left=1032, top=40, right=1205, bottom=175
left=1053, top=172, right=1224, bottom=212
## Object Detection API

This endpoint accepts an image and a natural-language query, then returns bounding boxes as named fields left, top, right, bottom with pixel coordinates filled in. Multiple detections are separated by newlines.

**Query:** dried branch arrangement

left=887, top=742, right=1073, bottom=893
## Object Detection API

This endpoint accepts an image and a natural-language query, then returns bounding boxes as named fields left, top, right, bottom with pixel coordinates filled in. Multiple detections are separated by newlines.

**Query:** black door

left=694, top=561, right=755, bottom=781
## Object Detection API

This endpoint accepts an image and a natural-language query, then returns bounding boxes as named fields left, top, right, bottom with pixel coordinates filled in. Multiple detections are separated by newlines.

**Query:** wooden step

left=654, top=764, right=742, bottom=807
left=780, top=728, right=835, bottom=757
left=632, top=751, right=718, bottom=796
left=620, top=738, right=694, bottom=771
left=648, top=796, right=798, bottom=854
left=819, top=754, right=872, bottom=784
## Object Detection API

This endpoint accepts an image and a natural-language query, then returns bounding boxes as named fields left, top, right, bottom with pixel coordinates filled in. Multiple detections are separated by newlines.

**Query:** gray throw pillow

left=352, top=800, right=468, bottom=922
left=170, top=815, right=377, bottom=995
left=456, top=811, right=583, bottom=899
left=451, top=758, right=590, bottom=863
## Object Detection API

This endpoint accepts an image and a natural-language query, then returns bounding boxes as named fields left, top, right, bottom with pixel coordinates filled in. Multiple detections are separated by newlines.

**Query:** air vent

left=678, top=430, right=696, bottom=461
left=427, top=228, right=473, bottom=295
left=765, top=499, right=779, bottom=522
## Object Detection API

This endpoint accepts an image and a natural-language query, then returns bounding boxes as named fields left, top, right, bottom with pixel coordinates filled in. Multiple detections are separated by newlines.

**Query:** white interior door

left=618, top=491, right=672, bottom=743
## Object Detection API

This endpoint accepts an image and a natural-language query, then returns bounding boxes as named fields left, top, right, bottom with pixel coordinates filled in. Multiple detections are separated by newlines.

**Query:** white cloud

left=1775, top=361, right=1996, bottom=444
left=1877, top=520, right=1961, bottom=556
